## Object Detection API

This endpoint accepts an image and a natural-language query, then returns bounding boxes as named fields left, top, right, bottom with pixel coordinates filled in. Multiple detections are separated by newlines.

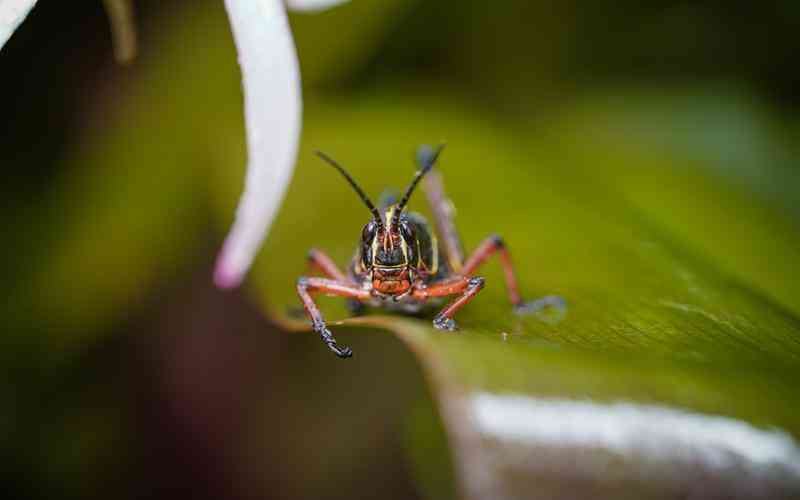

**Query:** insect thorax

left=403, top=211, right=439, bottom=277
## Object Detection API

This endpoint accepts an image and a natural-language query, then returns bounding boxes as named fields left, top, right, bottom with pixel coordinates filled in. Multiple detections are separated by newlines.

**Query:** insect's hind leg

left=418, top=145, right=466, bottom=272
left=307, top=248, right=350, bottom=283
left=462, top=235, right=527, bottom=311
left=297, top=277, right=370, bottom=358
left=462, top=235, right=566, bottom=317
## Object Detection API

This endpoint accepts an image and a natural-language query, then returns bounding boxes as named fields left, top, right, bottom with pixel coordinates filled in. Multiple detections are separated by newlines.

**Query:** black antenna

left=392, top=143, right=445, bottom=228
left=315, top=151, right=383, bottom=224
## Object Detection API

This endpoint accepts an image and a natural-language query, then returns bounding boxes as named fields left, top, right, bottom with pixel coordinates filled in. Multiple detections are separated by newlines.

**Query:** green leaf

left=236, top=92, right=800, bottom=498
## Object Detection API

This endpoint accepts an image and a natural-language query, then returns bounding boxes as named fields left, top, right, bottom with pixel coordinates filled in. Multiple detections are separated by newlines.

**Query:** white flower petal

left=285, top=0, right=349, bottom=13
left=215, top=0, right=302, bottom=289
left=0, top=0, right=38, bottom=50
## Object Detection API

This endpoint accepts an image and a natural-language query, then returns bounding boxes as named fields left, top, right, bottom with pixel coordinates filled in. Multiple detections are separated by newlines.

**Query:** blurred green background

left=2, top=1, right=799, bottom=499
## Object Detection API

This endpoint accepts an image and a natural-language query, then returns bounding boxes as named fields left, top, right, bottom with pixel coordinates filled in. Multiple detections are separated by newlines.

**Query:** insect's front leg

left=306, top=249, right=368, bottom=316
left=413, top=276, right=485, bottom=331
left=297, top=277, right=370, bottom=358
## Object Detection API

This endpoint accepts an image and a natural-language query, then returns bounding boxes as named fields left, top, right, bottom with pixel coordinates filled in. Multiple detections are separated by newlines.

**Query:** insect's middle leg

left=413, top=277, right=485, bottom=331
left=297, top=277, right=370, bottom=358
left=307, top=248, right=350, bottom=283
left=462, top=234, right=525, bottom=309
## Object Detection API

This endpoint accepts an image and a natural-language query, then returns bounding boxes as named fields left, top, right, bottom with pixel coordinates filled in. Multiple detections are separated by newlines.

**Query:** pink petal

left=216, top=0, right=302, bottom=289
left=0, top=0, right=38, bottom=49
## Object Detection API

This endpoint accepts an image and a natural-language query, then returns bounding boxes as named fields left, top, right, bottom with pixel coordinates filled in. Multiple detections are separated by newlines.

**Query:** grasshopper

left=298, top=145, right=546, bottom=358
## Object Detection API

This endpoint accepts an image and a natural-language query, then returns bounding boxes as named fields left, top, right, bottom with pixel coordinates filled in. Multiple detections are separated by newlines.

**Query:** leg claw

left=433, top=316, right=458, bottom=331
left=314, top=323, right=353, bottom=359
left=330, top=344, right=353, bottom=358
left=514, top=295, right=568, bottom=323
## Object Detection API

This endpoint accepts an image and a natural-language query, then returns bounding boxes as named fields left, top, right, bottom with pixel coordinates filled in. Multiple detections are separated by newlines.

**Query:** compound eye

left=362, top=220, right=378, bottom=244
left=361, top=221, right=378, bottom=269
left=400, top=222, right=417, bottom=263
left=361, top=244, right=372, bottom=269
left=399, top=221, right=415, bottom=243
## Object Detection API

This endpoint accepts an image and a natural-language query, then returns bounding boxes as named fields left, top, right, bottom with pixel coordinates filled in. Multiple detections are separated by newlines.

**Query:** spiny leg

left=462, top=234, right=528, bottom=311
left=296, top=277, right=370, bottom=358
left=307, top=248, right=350, bottom=283
left=419, top=145, right=465, bottom=273
left=306, top=249, right=367, bottom=316
left=413, top=276, right=485, bottom=331
left=284, top=249, right=350, bottom=318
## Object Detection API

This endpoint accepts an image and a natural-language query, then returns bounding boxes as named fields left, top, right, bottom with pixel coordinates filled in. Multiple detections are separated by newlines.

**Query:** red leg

left=412, top=277, right=470, bottom=299
left=307, top=248, right=350, bottom=283
left=413, top=276, right=485, bottom=331
left=297, top=277, right=371, bottom=358
left=463, top=235, right=523, bottom=307
left=307, top=249, right=367, bottom=314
